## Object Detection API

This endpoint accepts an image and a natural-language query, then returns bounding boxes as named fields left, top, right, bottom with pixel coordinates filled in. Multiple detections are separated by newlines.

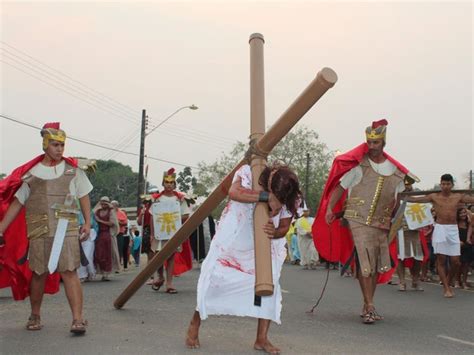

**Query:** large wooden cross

left=114, top=33, right=337, bottom=309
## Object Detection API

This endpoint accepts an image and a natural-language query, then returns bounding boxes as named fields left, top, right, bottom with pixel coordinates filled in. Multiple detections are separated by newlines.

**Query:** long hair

left=259, top=163, right=301, bottom=216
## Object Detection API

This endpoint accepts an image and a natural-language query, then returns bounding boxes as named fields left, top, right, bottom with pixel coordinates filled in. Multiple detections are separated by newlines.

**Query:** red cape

left=171, top=239, right=193, bottom=275
left=312, top=143, right=411, bottom=284
left=152, top=191, right=185, bottom=201
left=0, top=155, right=78, bottom=300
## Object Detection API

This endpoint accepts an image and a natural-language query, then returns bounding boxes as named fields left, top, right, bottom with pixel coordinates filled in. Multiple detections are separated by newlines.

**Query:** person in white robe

left=185, top=164, right=301, bottom=354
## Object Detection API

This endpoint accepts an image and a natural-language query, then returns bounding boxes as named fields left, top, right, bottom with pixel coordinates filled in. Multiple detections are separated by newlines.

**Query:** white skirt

left=432, top=224, right=460, bottom=256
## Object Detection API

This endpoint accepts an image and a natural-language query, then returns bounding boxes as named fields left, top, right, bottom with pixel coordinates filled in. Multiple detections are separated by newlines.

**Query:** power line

left=2, top=57, right=233, bottom=150
left=0, top=48, right=138, bottom=117
left=1, top=60, right=139, bottom=125
left=0, top=113, right=199, bottom=169
left=150, top=119, right=238, bottom=145
left=160, top=117, right=237, bottom=142
left=0, top=43, right=238, bottom=152
left=0, top=41, right=139, bottom=116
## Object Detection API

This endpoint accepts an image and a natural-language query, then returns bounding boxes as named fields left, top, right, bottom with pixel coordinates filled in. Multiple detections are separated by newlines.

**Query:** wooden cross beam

left=400, top=189, right=474, bottom=196
left=113, top=35, right=337, bottom=309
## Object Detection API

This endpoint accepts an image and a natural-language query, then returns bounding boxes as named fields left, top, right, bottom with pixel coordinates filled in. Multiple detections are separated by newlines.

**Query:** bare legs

left=254, top=318, right=280, bottom=354
left=157, top=254, right=175, bottom=290
left=358, top=272, right=380, bottom=323
left=397, top=261, right=423, bottom=291
left=185, top=311, right=201, bottom=349
left=28, top=270, right=85, bottom=329
left=29, top=273, right=48, bottom=317
left=186, top=312, right=280, bottom=354
left=61, top=270, right=84, bottom=321
left=358, top=274, right=377, bottom=311
left=396, top=261, right=406, bottom=290
left=437, top=254, right=460, bottom=297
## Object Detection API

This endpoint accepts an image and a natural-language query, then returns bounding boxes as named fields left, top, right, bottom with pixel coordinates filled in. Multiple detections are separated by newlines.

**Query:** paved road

left=1, top=263, right=473, bottom=354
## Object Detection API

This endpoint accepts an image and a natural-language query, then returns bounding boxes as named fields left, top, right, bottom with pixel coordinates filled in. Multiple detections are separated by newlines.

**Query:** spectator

left=457, top=207, right=472, bottom=289
left=131, top=229, right=142, bottom=267
left=112, top=200, right=129, bottom=270
left=78, top=210, right=98, bottom=282
left=94, top=196, right=118, bottom=281
left=295, top=208, right=318, bottom=270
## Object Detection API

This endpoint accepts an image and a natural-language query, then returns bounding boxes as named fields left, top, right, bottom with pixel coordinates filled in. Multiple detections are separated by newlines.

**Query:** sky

left=1, top=0, right=473, bottom=191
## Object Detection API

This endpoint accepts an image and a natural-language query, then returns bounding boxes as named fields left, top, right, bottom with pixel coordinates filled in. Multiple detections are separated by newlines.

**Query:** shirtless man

left=404, top=174, right=474, bottom=297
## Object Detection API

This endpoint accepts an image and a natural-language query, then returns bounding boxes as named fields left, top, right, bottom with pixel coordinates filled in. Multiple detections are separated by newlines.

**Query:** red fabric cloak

left=312, top=143, right=411, bottom=284
left=0, top=155, right=78, bottom=300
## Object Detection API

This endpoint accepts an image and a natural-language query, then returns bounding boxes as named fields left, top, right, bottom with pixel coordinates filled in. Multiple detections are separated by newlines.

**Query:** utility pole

left=137, top=109, right=147, bottom=211
left=305, top=152, right=310, bottom=200
left=470, top=169, right=473, bottom=190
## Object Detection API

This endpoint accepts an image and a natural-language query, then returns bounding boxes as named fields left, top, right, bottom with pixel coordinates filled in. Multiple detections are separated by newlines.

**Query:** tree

left=197, top=126, right=333, bottom=217
left=0, top=173, right=6, bottom=180
left=88, top=160, right=138, bottom=207
left=176, top=167, right=196, bottom=194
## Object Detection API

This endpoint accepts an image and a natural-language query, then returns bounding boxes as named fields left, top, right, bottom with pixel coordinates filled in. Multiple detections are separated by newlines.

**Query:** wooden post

left=113, top=66, right=337, bottom=309
left=249, top=33, right=273, bottom=296
left=400, top=189, right=474, bottom=196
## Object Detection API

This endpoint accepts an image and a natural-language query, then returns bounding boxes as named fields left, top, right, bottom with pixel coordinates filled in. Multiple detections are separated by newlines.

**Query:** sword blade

left=48, top=218, right=69, bottom=274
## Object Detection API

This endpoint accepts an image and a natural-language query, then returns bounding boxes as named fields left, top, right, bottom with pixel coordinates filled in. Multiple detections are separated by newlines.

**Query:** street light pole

left=146, top=104, right=198, bottom=138
left=136, top=105, right=198, bottom=211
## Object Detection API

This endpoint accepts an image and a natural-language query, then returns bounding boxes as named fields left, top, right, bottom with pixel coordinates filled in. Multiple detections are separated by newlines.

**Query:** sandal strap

left=364, top=311, right=376, bottom=323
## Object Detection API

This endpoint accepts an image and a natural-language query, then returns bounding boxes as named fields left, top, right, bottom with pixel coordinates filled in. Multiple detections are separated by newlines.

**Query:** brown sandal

left=151, top=279, right=164, bottom=291
left=26, top=314, right=42, bottom=331
left=363, top=311, right=376, bottom=324
left=372, top=309, right=384, bottom=321
left=70, top=319, right=88, bottom=335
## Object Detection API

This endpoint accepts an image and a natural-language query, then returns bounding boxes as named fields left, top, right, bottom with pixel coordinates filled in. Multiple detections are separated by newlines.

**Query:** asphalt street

left=1, top=262, right=473, bottom=354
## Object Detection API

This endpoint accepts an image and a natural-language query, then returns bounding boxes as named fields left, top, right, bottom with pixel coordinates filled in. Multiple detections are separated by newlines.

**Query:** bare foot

left=444, top=288, right=455, bottom=298
left=254, top=340, right=281, bottom=354
left=185, top=322, right=200, bottom=349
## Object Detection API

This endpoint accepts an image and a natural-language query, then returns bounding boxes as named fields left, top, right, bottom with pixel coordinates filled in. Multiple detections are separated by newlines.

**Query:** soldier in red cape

left=312, top=119, right=417, bottom=324
left=148, top=168, right=192, bottom=293
left=0, top=122, right=93, bottom=334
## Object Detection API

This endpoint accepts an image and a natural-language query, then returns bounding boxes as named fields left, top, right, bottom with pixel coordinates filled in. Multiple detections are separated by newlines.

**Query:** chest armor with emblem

left=344, top=157, right=404, bottom=230
left=24, top=164, right=79, bottom=239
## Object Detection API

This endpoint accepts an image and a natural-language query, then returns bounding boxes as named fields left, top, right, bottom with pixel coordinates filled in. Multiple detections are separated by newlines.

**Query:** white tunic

left=196, top=165, right=291, bottom=324
left=14, top=160, right=93, bottom=204
left=340, top=158, right=405, bottom=198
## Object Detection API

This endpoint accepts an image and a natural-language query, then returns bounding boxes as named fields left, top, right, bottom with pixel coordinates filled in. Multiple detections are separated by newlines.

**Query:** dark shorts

left=141, top=225, right=151, bottom=254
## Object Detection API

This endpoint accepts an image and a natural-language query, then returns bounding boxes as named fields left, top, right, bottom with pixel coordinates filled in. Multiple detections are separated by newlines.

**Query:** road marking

left=437, top=335, right=474, bottom=347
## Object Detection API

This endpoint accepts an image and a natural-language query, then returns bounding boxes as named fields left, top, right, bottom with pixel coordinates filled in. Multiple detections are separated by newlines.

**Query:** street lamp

left=146, top=104, right=198, bottom=137
left=137, top=105, right=198, bottom=210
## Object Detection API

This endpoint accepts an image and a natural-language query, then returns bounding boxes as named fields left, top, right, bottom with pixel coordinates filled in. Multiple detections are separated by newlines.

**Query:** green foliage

left=0, top=173, right=6, bottom=180
left=176, top=166, right=197, bottom=194
left=197, top=126, right=333, bottom=217
left=88, top=160, right=138, bottom=207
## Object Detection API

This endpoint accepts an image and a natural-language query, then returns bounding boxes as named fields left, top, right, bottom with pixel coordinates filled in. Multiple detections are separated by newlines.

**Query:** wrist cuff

left=258, top=191, right=270, bottom=203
